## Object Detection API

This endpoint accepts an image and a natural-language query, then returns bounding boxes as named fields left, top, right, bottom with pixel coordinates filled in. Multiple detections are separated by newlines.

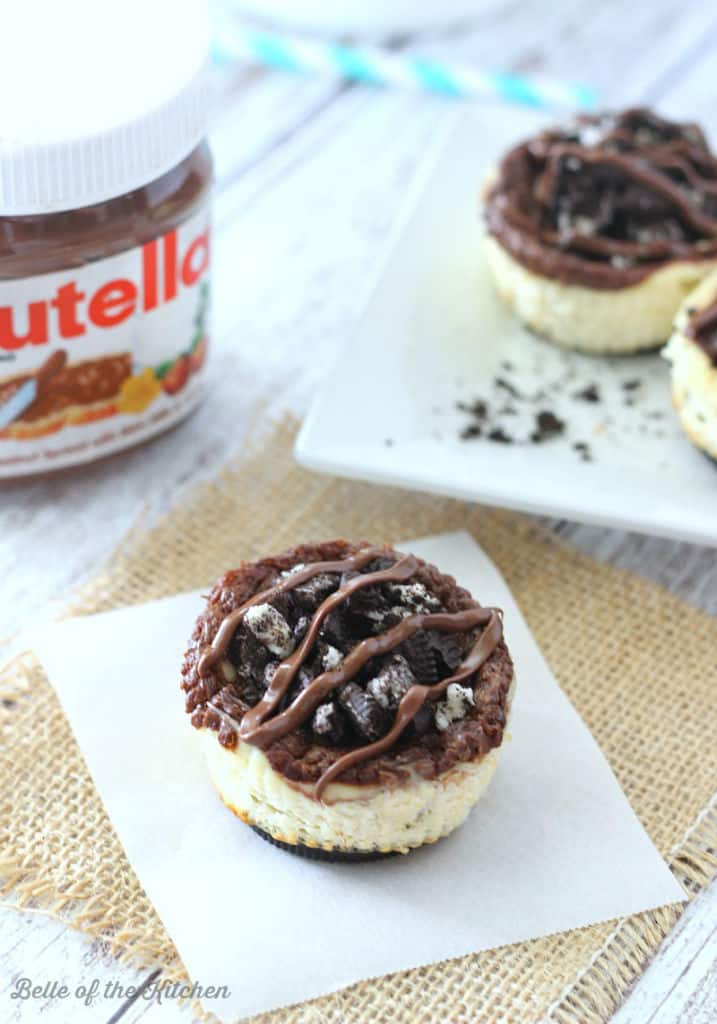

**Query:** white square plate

left=295, top=109, right=716, bottom=547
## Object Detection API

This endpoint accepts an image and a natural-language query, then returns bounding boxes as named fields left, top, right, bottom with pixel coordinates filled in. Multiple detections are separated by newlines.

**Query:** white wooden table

left=2, top=3, right=717, bottom=1021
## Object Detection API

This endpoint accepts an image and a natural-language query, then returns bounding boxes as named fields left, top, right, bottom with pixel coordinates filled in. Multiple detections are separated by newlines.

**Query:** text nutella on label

left=2, top=221, right=210, bottom=352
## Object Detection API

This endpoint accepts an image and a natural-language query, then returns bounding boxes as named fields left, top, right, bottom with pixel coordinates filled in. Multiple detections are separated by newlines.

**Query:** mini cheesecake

left=664, top=271, right=717, bottom=461
left=182, top=540, right=514, bottom=859
left=484, top=108, right=717, bottom=354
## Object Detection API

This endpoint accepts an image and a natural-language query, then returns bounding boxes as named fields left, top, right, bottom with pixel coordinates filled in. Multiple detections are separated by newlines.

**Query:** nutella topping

left=485, top=108, right=717, bottom=290
left=190, top=543, right=505, bottom=799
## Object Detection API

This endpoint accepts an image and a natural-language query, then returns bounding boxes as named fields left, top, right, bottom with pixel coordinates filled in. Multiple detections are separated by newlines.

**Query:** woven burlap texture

left=2, top=416, right=716, bottom=1024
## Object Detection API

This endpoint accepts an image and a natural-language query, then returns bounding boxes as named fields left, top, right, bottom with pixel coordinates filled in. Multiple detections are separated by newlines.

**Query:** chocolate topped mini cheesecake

left=182, top=540, right=514, bottom=858
left=664, top=269, right=717, bottom=461
left=484, top=108, right=717, bottom=353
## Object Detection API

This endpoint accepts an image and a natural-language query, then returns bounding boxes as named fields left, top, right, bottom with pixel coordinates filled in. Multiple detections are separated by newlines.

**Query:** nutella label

left=0, top=205, right=210, bottom=477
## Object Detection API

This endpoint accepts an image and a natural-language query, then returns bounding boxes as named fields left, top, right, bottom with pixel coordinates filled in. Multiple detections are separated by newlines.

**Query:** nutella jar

left=0, top=0, right=212, bottom=478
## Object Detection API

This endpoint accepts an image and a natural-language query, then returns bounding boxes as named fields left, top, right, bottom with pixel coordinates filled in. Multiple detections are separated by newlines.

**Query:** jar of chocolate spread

left=0, top=1, right=212, bottom=478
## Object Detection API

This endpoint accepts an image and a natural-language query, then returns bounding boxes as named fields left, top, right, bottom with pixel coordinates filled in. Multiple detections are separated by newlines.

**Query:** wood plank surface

left=1, top=3, right=716, bottom=1021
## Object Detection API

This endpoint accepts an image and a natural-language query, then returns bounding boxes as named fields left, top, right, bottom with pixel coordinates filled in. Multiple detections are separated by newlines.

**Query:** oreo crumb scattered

left=487, top=427, right=513, bottom=443
left=454, top=355, right=662, bottom=461
left=573, top=441, right=592, bottom=462
left=460, top=423, right=482, bottom=440
left=457, top=398, right=488, bottom=420
left=531, top=410, right=565, bottom=443
left=495, top=377, right=523, bottom=399
left=574, top=383, right=601, bottom=403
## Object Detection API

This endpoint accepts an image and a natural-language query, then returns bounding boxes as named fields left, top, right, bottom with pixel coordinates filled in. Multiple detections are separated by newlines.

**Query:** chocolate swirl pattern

left=485, top=108, right=717, bottom=290
left=188, top=544, right=505, bottom=799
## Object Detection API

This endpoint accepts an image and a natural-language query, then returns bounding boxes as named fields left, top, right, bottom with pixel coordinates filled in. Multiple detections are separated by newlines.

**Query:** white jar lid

left=0, top=0, right=210, bottom=216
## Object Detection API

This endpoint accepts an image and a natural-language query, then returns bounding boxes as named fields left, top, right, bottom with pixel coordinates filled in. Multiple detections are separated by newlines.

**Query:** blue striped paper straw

left=211, top=22, right=597, bottom=111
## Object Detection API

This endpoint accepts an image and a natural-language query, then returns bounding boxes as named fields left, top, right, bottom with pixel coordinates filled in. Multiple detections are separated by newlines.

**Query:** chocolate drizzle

left=312, top=606, right=501, bottom=799
left=193, top=545, right=504, bottom=799
left=485, top=108, right=717, bottom=290
left=199, top=546, right=406, bottom=677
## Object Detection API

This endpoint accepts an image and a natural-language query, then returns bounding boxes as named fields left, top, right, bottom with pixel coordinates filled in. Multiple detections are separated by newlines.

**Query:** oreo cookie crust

left=182, top=540, right=514, bottom=856
left=250, top=826, right=398, bottom=862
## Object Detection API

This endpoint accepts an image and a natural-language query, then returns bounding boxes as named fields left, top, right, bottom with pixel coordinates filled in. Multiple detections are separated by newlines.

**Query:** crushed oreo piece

left=321, top=644, right=343, bottom=671
left=345, top=583, right=386, bottom=617
left=244, top=603, right=295, bottom=659
left=292, top=573, right=339, bottom=612
left=428, top=630, right=464, bottom=671
left=495, top=377, right=523, bottom=399
left=531, top=410, right=565, bottom=442
left=311, top=701, right=348, bottom=744
left=487, top=427, right=514, bottom=443
left=385, top=581, right=441, bottom=613
left=400, top=631, right=440, bottom=683
left=363, top=605, right=409, bottom=635
left=456, top=398, right=488, bottom=420
left=338, top=681, right=390, bottom=741
left=269, top=590, right=295, bottom=621
left=230, top=627, right=272, bottom=683
left=365, top=655, right=416, bottom=710
left=573, top=441, right=592, bottom=462
left=281, top=666, right=313, bottom=711
left=263, top=662, right=279, bottom=687
left=460, top=423, right=482, bottom=440
left=293, top=615, right=310, bottom=641
left=574, top=383, right=600, bottom=403
left=434, top=683, right=475, bottom=731
left=319, top=609, right=351, bottom=649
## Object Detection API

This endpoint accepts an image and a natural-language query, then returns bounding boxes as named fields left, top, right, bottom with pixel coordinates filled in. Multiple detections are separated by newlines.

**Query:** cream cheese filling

left=484, top=234, right=716, bottom=354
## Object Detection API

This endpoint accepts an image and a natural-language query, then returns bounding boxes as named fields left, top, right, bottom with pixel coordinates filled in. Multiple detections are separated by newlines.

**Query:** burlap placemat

left=1, top=415, right=716, bottom=1024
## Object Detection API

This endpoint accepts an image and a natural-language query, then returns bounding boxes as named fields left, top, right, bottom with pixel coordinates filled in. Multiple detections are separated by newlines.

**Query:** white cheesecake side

left=663, top=272, right=717, bottom=459
left=485, top=234, right=715, bottom=355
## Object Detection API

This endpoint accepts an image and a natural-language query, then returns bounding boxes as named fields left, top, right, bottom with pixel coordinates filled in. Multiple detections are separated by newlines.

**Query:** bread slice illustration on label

left=0, top=349, right=68, bottom=430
